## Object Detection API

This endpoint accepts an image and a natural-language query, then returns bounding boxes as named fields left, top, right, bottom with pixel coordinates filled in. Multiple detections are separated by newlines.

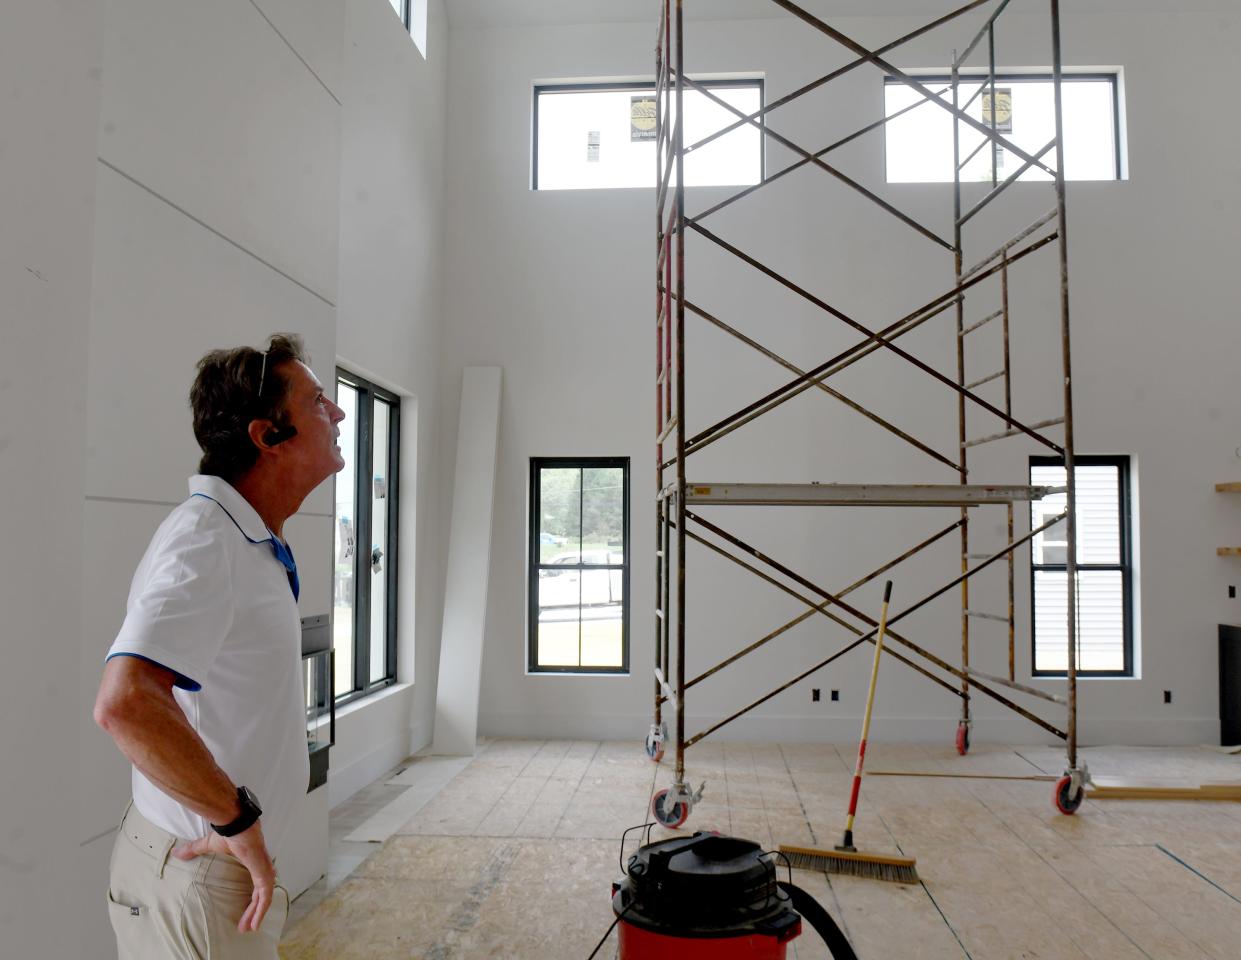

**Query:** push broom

left=780, top=581, right=920, bottom=884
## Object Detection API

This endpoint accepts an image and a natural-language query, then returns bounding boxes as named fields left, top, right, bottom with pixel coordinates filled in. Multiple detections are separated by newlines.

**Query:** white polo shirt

left=106, top=475, right=309, bottom=861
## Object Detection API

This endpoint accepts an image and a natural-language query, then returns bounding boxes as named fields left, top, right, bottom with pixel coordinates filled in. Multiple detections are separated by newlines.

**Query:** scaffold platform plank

left=668, top=482, right=1064, bottom=507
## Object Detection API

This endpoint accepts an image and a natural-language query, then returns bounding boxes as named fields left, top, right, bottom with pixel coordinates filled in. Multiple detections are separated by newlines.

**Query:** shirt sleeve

left=107, top=507, right=234, bottom=691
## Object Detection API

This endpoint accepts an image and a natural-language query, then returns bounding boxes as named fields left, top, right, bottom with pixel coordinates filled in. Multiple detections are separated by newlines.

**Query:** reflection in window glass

left=333, top=384, right=358, bottom=698
left=885, top=75, right=1120, bottom=183
left=535, top=81, right=763, bottom=190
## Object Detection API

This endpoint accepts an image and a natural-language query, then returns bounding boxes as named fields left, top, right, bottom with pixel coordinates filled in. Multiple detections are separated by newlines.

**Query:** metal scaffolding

left=648, top=0, right=1087, bottom=827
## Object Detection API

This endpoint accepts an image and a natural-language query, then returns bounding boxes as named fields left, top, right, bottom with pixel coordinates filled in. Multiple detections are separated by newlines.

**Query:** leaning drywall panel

left=433, top=367, right=503, bottom=755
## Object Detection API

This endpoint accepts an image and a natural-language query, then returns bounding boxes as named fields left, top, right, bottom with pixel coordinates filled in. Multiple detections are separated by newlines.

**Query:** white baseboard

left=477, top=711, right=1219, bottom=748
left=325, top=685, right=418, bottom=808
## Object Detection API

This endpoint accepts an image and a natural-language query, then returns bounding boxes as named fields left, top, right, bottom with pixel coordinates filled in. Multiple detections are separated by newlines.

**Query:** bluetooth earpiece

left=264, top=425, right=298, bottom=446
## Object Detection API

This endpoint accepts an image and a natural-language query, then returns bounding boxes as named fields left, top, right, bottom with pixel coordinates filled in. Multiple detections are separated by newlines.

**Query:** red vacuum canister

left=611, top=832, right=802, bottom=959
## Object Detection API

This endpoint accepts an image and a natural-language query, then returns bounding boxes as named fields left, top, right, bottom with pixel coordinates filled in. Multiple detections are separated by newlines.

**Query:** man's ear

left=248, top=419, right=298, bottom=450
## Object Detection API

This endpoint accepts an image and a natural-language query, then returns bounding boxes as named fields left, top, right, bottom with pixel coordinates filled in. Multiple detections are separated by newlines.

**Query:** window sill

left=311, top=681, right=411, bottom=733
left=525, top=671, right=630, bottom=678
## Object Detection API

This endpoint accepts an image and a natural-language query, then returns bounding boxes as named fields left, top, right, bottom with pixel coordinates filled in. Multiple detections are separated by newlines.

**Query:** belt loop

left=155, top=833, right=176, bottom=879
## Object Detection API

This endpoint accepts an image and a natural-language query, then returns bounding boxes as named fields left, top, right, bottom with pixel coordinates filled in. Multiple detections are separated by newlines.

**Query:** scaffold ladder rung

left=960, top=309, right=1003, bottom=337
left=965, top=610, right=1008, bottom=622
left=964, top=417, right=1064, bottom=449
left=966, top=370, right=1005, bottom=390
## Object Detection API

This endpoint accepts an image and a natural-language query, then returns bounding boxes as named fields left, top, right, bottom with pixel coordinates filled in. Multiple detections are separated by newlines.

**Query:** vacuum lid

left=618, top=832, right=794, bottom=936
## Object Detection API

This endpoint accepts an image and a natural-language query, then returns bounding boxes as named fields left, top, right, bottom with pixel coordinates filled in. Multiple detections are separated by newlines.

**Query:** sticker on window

left=981, top=88, right=1013, bottom=132
left=631, top=96, right=657, bottom=142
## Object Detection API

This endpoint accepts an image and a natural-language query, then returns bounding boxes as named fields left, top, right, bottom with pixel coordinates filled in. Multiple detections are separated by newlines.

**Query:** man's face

left=273, top=360, right=346, bottom=487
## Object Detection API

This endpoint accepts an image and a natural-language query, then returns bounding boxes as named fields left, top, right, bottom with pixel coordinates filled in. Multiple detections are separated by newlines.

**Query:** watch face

left=240, top=786, right=262, bottom=814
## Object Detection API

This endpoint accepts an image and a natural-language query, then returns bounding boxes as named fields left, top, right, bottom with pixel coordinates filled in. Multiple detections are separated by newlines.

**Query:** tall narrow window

left=333, top=370, right=400, bottom=701
left=1030, top=456, right=1133, bottom=676
left=529, top=458, right=629, bottom=673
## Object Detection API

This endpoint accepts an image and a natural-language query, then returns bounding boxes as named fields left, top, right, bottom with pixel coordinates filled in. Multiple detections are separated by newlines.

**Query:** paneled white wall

left=444, top=5, right=1241, bottom=747
left=79, top=0, right=345, bottom=945
left=336, top=0, right=451, bottom=762
left=0, top=3, right=103, bottom=957
left=71, top=0, right=453, bottom=947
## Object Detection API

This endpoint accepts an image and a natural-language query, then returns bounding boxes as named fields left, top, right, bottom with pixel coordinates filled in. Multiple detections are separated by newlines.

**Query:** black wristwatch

left=211, top=786, right=262, bottom=837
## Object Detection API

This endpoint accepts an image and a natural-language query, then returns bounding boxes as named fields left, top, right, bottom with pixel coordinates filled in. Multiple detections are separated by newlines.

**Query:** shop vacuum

left=602, top=831, right=858, bottom=959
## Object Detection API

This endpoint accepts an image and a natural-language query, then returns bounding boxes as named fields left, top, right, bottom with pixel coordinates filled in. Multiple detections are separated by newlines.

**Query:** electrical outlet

left=1163, top=690, right=1172, bottom=704
left=812, top=688, right=820, bottom=702
left=831, top=689, right=840, bottom=702
left=1230, top=585, right=1236, bottom=599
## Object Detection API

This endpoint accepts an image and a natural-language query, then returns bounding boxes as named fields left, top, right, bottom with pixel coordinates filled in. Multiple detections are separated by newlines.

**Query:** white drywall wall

left=433, top=367, right=504, bottom=755
left=335, top=0, right=452, bottom=774
left=0, top=3, right=102, bottom=956
left=81, top=1, right=344, bottom=941
left=70, top=4, right=453, bottom=946
left=444, top=5, right=1241, bottom=746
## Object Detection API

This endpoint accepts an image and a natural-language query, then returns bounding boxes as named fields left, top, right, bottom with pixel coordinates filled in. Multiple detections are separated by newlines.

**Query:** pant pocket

left=262, top=885, right=290, bottom=940
left=194, top=879, right=286, bottom=958
left=107, top=889, right=149, bottom=958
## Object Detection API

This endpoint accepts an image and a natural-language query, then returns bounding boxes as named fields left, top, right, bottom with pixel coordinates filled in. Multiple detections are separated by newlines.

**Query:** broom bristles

left=778, top=843, right=920, bottom=885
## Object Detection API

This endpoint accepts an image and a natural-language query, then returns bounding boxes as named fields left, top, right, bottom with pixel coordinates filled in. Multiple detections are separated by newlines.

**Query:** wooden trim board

left=1085, top=777, right=1241, bottom=801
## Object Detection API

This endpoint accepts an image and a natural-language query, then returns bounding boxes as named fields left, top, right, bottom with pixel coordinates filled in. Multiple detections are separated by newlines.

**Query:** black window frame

left=334, top=368, right=401, bottom=704
left=882, top=72, right=1123, bottom=182
left=528, top=457, right=631, bottom=675
left=390, top=0, right=410, bottom=31
left=1029, top=454, right=1133, bottom=678
left=532, top=78, right=766, bottom=191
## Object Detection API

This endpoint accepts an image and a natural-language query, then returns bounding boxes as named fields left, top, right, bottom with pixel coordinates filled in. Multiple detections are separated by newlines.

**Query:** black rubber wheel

left=1054, top=775, right=1083, bottom=815
left=955, top=722, right=970, bottom=756
left=651, top=788, right=688, bottom=828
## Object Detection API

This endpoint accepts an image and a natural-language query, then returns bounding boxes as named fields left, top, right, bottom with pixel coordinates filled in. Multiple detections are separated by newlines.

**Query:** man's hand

left=171, top=821, right=276, bottom=933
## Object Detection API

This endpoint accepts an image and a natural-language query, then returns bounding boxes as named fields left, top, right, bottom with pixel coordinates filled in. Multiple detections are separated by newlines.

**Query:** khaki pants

left=107, top=804, right=288, bottom=960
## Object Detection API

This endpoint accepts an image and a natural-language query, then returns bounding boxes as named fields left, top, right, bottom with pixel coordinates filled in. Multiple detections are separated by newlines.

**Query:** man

left=94, top=334, right=346, bottom=958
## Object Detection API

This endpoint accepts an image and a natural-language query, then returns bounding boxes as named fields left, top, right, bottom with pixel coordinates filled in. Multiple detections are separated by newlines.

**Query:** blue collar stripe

left=191, top=492, right=300, bottom=602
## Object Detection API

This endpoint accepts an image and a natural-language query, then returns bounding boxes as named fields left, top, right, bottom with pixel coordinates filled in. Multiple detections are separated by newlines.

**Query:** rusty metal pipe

left=767, top=0, right=1056, bottom=178
left=688, top=221, right=1063, bottom=452
left=683, top=0, right=994, bottom=155
left=683, top=299, right=958, bottom=470
left=683, top=75, right=954, bottom=251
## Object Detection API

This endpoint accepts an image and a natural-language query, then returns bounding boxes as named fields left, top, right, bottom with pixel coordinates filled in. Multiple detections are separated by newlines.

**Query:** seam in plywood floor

left=281, top=741, right=1241, bottom=960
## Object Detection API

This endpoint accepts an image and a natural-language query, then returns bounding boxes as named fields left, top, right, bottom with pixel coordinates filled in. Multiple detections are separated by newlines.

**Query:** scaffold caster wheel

left=651, top=788, right=688, bottom=828
left=955, top=722, right=970, bottom=756
left=1054, top=775, right=1084, bottom=815
left=645, top=722, right=667, bottom=763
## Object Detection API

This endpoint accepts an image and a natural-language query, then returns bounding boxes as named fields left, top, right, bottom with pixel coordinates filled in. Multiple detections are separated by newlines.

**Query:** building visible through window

left=333, top=370, right=401, bottom=701
left=885, top=73, right=1122, bottom=183
left=534, top=80, right=763, bottom=190
left=1030, top=455, right=1133, bottom=676
left=529, top=458, right=629, bottom=673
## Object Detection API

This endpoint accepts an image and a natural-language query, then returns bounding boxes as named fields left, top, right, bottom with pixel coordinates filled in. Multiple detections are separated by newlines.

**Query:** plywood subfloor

left=280, top=741, right=1241, bottom=959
